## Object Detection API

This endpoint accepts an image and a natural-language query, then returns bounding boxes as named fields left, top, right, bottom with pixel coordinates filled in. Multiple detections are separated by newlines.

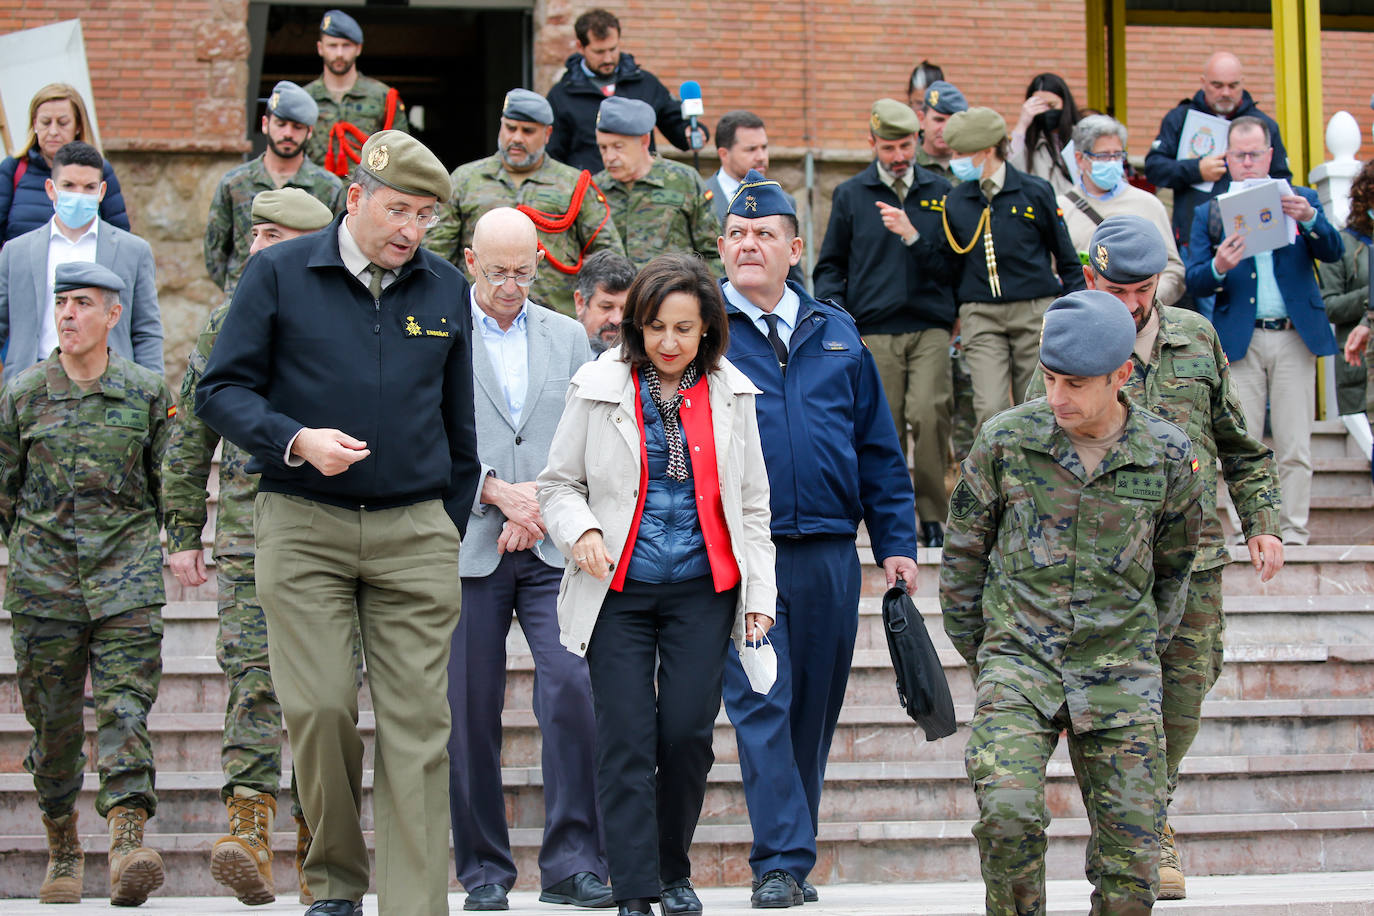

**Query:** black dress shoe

left=661, top=878, right=703, bottom=914
left=919, top=521, right=944, bottom=548
left=751, top=870, right=802, bottom=908
left=618, top=901, right=654, bottom=916
left=304, top=901, right=362, bottom=916
left=464, top=883, right=510, bottom=911
left=801, top=880, right=818, bottom=903
left=541, top=871, right=615, bottom=908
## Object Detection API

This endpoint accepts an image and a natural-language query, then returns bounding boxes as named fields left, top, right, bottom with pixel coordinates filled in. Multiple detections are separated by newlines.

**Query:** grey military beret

left=54, top=261, right=125, bottom=295
left=596, top=96, right=656, bottom=136
left=502, top=88, right=553, bottom=126
left=1088, top=214, right=1169, bottom=284
left=922, top=81, right=968, bottom=116
left=944, top=107, right=1008, bottom=153
left=251, top=188, right=335, bottom=230
left=266, top=81, right=319, bottom=127
left=1039, top=290, right=1135, bottom=377
left=320, top=9, right=363, bottom=44
left=358, top=130, right=451, bottom=203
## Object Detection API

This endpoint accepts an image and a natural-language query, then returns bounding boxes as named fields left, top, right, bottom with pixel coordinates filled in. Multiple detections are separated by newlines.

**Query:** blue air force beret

left=923, top=80, right=968, bottom=116
left=1088, top=214, right=1169, bottom=284
left=727, top=169, right=795, bottom=220
left=54, top=262, right=125, bottom=296
left=502, top=88, right=553, bottom=126
left=266, top=81, right=319, bottom=127
left=596, top=96, right=656, bottom=136
left=1039, top=290, right=1136, bottom=378
left=320, top=9, right=363, bottom=44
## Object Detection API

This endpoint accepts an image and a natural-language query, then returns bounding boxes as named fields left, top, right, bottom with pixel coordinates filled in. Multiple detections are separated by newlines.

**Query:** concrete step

left=2, top=808, right=1371, bottom=896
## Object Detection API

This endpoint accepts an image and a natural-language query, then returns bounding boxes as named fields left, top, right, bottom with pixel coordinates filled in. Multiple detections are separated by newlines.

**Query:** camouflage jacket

left=594, top=157, right=722, bottom=274
left=303, top=73, right=411, bottom=170
left=0, top=353, right=172, bottom=621
left=163, top=302, right=256, bottom=559
left=203, top=155, right=343, bottom=293
left=424, top=153, right=626, bottom=316
left=1026, top=306, right=1279, bottom=569
left=939, top=396, right=1203, bottom=734
left=916, top=145, right=956, bottom=184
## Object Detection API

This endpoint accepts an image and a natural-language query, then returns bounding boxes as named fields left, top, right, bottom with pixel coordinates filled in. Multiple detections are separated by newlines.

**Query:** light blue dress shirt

left=471, top=292, right=530, bottom=426
left=723, top=281, right=801, bottom=349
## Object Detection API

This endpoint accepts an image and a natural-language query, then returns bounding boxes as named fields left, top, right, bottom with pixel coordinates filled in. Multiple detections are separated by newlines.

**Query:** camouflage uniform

left=915, top=145, right=955, bottom=184
left=303, top=74, right=410, bottom=172
left=424, top=153, right=626, bottom=316
left=203, top=156, right=343, bottom=294
left=940, top=396, right=1203, bottom=915
left=0, top=353, right=171, bottom=819
left=594, top=157, right=722, bottom=274
left=1026, top=306, right=1280, bottom=800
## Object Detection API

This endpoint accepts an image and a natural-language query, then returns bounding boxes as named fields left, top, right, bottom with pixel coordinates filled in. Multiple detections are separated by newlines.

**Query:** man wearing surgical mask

left=1057, top=114, right=1185, bottom=307
left=0, top=141, right=163, bottom=385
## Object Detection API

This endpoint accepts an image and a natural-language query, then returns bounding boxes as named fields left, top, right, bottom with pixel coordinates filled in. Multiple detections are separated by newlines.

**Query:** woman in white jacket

left=537, top=253, right=777, bottom=916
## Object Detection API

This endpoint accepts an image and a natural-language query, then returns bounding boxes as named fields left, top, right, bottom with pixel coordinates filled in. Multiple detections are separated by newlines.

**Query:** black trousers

left=585, top=575, right=737, bottom=902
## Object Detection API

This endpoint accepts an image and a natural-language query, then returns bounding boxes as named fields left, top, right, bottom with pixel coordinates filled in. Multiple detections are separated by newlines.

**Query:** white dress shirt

left=44, top=218, right=100, bottom=358
left=723, top=280, right=800, bottom=349
left=471, top=290, right=530, bottom=427
left=715, top=169, right=742, bottom=207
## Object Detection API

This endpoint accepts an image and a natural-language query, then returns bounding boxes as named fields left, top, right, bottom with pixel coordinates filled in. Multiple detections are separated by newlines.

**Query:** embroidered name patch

left=1114, top=472, right=1166, bottom=501
left=105, top=408, right=148, bottom=430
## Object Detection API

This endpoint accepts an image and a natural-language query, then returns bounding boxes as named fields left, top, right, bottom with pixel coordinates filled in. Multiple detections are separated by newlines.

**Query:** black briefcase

left=881, top=586, right=957, bottom=741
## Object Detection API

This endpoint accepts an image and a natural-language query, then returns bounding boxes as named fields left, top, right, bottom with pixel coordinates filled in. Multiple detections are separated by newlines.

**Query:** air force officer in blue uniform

left=716, top=171, right=920, bottom=907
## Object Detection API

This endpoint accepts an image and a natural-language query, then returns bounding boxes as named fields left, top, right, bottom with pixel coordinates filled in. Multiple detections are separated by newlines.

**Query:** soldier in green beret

left=170, top=188, right=338, bottom=906
left=0, top=261, right=173, bottom=906
left=941, top=289, right=1204, bottom=915
left=593, top=96, right=722, bottom=275
left=425, top=88, right=626, bottom=317
left=304, top=8, right=411, bottom=176
left=204, top=81, right=343, bottom=294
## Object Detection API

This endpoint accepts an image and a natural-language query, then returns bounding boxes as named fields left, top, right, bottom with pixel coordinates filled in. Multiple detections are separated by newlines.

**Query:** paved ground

left=4, top=872, right=1373, bottom=914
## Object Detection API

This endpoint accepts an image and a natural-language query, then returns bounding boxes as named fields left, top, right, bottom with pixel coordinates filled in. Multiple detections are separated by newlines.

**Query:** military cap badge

left=745, top=194, right=757, bottom=212
left=322, top=13, right=331, bottom=30
left=270, top=91, right=280, bottom=110
left=927, top=89, right=939, bottom=107
left=368, top=144, right=390, bottom=171
left=870, top=111, right=881, bottom=132
left=1094, top=243, right=1109, bottom=271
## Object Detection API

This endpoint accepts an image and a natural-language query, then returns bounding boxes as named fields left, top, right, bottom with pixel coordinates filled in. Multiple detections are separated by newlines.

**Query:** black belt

left=1254, top=318, right=1292, bottom=330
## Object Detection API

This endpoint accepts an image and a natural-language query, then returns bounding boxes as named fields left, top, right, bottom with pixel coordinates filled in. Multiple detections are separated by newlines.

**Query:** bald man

left=1144, top=52, right=1290, bottom=274
left=447, top=209, right=610, bottom=911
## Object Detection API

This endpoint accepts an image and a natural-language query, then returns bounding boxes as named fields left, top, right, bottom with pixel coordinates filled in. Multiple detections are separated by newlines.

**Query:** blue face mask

left=1088, top=159, right=1124, bottom=191
left=950, top=156, right=980, bottom=183
left=54, top=190, right=101, bottom=228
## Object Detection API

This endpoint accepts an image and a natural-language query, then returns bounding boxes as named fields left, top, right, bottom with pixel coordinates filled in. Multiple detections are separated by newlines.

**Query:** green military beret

left=869, top=98, right=920, bottom=140
left=944, top=107, right=1008, bottom=153
left=251, top=188, right=334, bottom=231
left=357, top=130, right=451, bottom=203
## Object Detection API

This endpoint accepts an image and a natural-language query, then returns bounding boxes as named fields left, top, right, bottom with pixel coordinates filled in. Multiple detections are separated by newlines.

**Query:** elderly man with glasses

left=1185, top=115, right=1342, bottom=548
left=197, top=131, right=480, bottom=916
left=1057, top=114, right=1185, bottom=307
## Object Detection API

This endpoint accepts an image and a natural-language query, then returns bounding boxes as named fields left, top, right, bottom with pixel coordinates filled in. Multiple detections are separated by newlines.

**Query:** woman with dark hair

left=1010, top=72, right=1082, bottom=195
left=0, top=83, right=131, bottom=244
left=538, top=252, right=777, bottom=916
left=1320, top=160, right=1374, bottom=418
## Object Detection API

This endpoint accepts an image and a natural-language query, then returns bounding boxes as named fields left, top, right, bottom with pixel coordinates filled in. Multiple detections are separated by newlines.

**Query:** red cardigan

left=610, top=370, right=741, bottom=593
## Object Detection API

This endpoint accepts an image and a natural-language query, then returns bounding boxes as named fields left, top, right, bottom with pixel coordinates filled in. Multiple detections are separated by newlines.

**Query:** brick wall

left=0, top=0, right=250, bottom=153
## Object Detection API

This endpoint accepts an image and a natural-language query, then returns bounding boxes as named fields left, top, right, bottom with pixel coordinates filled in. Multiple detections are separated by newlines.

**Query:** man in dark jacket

left=815, top=99, right=956, bottom=546
left=196, top=131, right=479, bottom=916
left=546, top=8, right=700, bottom=173
left=1144, top=52, right=1289, bottom=252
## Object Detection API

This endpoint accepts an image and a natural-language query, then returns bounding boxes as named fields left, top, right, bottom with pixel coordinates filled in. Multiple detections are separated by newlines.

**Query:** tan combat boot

left=1158, top=819, right=1187, bottom=900
left=106, top=806, right=164, bottom=906
left=294, top=814, right=314, bottom=905
left=39, top=810, right=84, bottom=903
left=210, top=787, right=277, bottom=905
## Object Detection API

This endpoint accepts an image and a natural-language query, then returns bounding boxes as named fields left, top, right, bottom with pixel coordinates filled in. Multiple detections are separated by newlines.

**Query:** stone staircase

left=1, top=440, right=1373, bottom=899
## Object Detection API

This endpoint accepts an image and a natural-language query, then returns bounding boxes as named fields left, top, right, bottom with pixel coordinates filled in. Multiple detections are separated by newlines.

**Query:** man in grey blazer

left=0, top=142, right=162, bottom=386
left=446, top=207, right=610, bottom=912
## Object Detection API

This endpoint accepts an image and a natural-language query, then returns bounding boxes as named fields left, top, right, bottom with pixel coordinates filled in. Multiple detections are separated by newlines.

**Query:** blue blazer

left=1184, top=185, right=1342, bottom=361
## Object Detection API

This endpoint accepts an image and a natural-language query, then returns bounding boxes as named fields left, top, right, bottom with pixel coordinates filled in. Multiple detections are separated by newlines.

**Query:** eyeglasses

left=473, top=253, right=537, bottom=288
left=1081, top=150, right=1126, bottom=162
left=1226, top=148, right=1271, bottom=163
left=365, top=191, right=442, bottom=229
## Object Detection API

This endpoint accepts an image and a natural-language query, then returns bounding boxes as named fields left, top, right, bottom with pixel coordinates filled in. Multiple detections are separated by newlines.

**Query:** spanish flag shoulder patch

left=167, top=405, right=178, bottom=419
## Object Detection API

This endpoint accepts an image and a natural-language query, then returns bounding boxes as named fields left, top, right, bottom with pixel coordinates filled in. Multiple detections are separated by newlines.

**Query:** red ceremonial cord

left=516, top=170, right=612, bottom=275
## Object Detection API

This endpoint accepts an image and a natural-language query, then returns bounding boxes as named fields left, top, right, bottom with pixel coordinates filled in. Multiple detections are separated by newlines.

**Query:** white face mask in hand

left=739, top=632, right=777, bottom=695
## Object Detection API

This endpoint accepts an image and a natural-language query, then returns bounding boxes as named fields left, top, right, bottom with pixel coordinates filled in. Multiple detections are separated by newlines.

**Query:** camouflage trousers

left=1161, top=563, right=1226, bottom=803
left=216, top=554, right=365, bottom=816
left=966, top=681, right=1164, bottom=916
left=10, top=605, right=163, bottom=819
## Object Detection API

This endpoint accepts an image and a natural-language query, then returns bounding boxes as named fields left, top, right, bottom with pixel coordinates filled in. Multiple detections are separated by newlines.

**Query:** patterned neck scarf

left=643, top=362, right=699, bottom=482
